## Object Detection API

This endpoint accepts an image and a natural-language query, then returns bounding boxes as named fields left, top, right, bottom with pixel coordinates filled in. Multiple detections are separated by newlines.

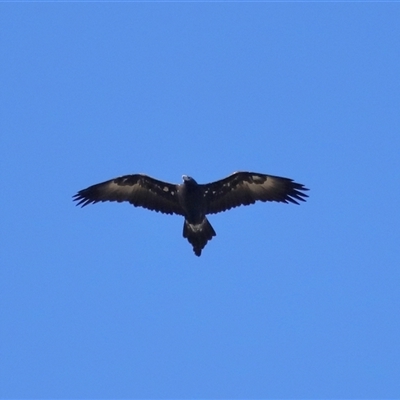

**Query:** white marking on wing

left=107, top=181, right=139, bottom=196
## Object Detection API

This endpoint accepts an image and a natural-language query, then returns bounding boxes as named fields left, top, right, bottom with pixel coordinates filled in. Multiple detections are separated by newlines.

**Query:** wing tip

left=287, top=182, right=309, bottom=205
left=72, top=192, right=95, bottom=207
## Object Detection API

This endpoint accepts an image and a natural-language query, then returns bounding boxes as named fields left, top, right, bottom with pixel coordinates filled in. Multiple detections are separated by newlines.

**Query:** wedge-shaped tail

left=183, top=218, right=216, bottom=256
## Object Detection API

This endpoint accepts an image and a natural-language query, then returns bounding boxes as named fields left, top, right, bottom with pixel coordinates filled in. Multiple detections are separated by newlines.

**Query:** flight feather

left=73, top=174, right=184, bottom=215
left=202, top=172, right=308, bottom=214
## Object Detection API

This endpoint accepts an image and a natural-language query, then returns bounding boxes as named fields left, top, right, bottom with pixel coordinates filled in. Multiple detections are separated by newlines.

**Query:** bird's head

left=182, top=175, right=198, bottom=185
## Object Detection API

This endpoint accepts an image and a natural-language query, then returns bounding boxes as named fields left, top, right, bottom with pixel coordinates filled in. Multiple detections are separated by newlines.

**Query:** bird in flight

left=73, top=171, right=309, bottom=256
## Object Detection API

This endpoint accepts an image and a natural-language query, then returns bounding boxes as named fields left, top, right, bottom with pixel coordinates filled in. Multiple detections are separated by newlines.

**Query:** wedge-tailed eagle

left=73, top=172, right=308, bottom=256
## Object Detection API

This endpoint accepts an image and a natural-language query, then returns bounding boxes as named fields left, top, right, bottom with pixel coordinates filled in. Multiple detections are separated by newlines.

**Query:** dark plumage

left=73, top=171, right=309, bottom=256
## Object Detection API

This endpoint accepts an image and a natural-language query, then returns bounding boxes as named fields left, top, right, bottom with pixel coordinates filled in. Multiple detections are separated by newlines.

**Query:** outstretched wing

left=202, top=171, right=309, bottom=214
left=73, top=174, right=184, bottom=215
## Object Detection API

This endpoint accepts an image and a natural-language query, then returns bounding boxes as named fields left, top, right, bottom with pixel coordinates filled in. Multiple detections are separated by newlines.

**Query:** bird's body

left=178, top=176, right=216, bottom=255
left=178, top=176, right=205, bottom=224
left=73, top=171, right=309, bottom=256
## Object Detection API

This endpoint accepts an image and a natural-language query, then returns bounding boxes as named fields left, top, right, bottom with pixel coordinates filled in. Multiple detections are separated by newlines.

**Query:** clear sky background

left=1, top=3, right=399, bottom=399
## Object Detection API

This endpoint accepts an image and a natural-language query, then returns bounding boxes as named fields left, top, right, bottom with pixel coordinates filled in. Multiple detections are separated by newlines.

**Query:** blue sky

left=1, top=3, right=399, bottom=398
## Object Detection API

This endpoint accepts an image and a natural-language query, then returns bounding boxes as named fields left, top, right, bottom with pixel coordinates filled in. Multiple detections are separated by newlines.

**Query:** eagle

left=73, top=172, right=309, bottom=256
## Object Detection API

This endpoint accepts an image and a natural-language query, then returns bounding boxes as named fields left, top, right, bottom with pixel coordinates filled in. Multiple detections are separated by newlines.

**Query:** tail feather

left=183, top=218, right=216, bottom=256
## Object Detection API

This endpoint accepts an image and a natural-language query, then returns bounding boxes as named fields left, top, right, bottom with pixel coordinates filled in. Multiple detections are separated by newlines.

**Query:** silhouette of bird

left=73, top=171, right=309, bottom=256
